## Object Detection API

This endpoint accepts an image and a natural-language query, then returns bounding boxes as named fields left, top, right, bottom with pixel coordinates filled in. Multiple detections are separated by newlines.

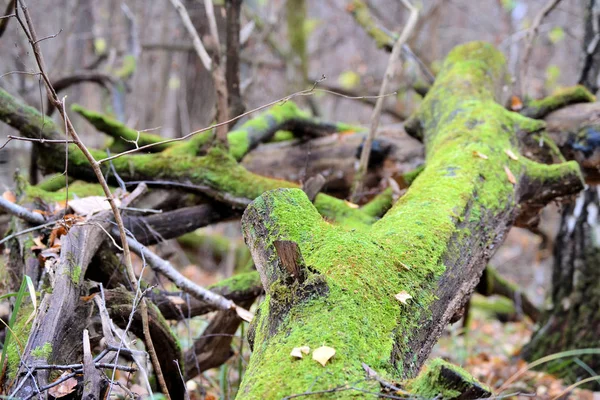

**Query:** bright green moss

left=523, top=85, right=596, bottom=118
left=360, top=187, right=394, bottom=218
left=31, top=342, right=52, bottom=359
left=209, top=271, right=261, bottom=292
left=350, top=0, right=394, bottom=49
left=36, top=174, right=70, bottom=192
left=240, top=189, right=431, bottom=398
left=72, top=104, right=170, bottom=152
left=271, top=130, right=295, bottom=142
left=70, top=264, right=82, bottom=285
left=115, top=55, right=136, bottom=79
left=25, top=181, right=108, bottom=202
left=5, top=304, right=34, bottom=380
left=406, top=358, right=490, bottom=399
left=238, top=42, right=582, bottom=398
left=227, top=101, right=310, bottom=161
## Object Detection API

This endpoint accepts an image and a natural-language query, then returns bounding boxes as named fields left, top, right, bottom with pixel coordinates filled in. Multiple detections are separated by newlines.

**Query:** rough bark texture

left=7, top=222, right=106, bottom=397
left=237, top=42, right=583, bottom=399
left=579, top=0, right=600, bottom=93
left=523, top=187, right=600, bottom=388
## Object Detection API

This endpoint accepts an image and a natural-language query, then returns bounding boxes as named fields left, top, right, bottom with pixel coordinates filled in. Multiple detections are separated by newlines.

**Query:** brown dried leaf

left=510, top=95, right=523, bottom=111
left=504, top=166, right=516, bottom=185
left=2, top=191, right=16, bottom=203
left=473, top=151, right=488, bottom=160
left=80, top=293, right=98, bottom=302
left=48, top=372, right=78, bottom=398
left=395, top=291, right=413, bottom=304
left=313, top=346, right=336, bottom=366
left=31, top=236, right=46, bottom=251
left=504, top=149, right=519, bottom=161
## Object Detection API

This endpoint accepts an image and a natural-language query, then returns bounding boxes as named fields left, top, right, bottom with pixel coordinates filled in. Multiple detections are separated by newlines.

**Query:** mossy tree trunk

left=523, top=186, right=600, bottom=388
left=237, top=42, right=583, bottom=398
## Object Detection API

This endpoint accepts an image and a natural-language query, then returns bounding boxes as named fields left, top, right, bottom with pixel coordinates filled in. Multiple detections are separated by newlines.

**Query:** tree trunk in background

left=523, top=187, right=600, bottom=389
left=579, top=0, right=600, bottom=93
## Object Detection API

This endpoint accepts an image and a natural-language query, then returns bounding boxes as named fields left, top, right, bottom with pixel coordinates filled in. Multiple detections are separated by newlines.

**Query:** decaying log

left=7, top=221, right=107, bottom=397
left=238, top=42, right=583, bottom=398
left=242, top=127, right=423, bottom=196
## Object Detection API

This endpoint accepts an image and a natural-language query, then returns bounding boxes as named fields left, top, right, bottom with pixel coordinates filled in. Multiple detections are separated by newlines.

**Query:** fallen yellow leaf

left=395, top=291, right=413, bottom=304
left=504, top=149, right=519, bottom=161
left=473, top=151, right=488, bottom=160
left=313, top=346, right=335, bottom=366
left=291, top=346, right=310, bottom=359
left=504, top=166, right=516, bottom=185
left=343, top=200, right=359, bottom=209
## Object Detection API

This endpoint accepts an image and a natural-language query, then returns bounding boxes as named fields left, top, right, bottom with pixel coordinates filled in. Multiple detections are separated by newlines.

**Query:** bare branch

left=169, top=0, right=212, bottom=71
left=518, top=0, right=562, bottom=97
left=0, top=197, right=45, bottom=225
left=350, top=0, right=418, bottom=203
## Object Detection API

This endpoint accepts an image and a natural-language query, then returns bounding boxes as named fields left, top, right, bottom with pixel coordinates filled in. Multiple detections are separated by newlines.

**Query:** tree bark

left=523, top=187, right=600, bottom=388
left=237, top=42, right=583, bottom=398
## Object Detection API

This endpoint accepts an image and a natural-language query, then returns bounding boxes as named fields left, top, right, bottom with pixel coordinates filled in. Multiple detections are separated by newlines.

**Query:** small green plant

left=0, top=275, right=37, bottom=376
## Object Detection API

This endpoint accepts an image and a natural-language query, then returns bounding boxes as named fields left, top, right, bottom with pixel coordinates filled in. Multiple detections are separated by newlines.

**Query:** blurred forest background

left=0, top=0, right=597, bottom=398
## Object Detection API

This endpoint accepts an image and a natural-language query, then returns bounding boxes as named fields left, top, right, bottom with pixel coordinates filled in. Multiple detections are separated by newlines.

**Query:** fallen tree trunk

left=238, top=42, right=583, bottom=398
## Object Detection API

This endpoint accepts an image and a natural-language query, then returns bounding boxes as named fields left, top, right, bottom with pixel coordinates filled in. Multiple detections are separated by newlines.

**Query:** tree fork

left=238, top=42, right=583, bottom=398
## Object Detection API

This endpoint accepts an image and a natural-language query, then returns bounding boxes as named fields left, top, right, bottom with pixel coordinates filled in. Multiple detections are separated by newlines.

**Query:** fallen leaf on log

left=504, top=166, right=516, bottom=185
left=313, top=346, right=336, bottom=366
left=473, top=151, right=488, bottom=160
left=510, top=95, right=523, bottom=111
left=395, top=291, right=413, bottom=304
left=291, top=346, right=310, bottom=359
left=69, top=196, right=117, bottom=215
left=504, top=149, right=519, bottom=161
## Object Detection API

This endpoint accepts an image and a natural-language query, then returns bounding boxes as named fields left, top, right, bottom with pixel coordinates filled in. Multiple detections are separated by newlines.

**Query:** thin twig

left=350, top=0, right=418, bottom=203
left=518, top=0, right=562, bottom=97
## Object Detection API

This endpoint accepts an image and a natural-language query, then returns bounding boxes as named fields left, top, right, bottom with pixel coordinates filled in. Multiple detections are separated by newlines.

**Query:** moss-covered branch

left=74, top=100, right=358, bottom=160
left=237, top=42, right=583, bottom=398
left=72, top=104, right=171, bottom=152
left=405, top=358, right=491, bottom=399
left=0, top=88, right=379, bottom=226
left=521, top=85, right=596, bottom=119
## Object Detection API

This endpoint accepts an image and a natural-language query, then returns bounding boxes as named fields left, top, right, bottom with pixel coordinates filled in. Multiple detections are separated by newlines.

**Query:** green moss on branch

left=405, top=358, right=491, bottom=399
left=237, top=42, right=582, bottom=399
left=522, top=85, right=596, bottom=119
left=72, top=104, right=171, bottom=152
